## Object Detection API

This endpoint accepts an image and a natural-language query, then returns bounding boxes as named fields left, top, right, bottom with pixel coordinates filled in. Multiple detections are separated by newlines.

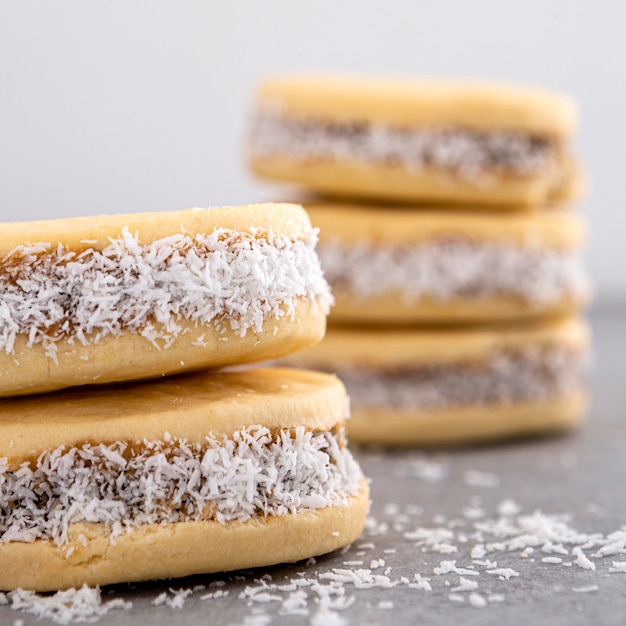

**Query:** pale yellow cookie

left=0, top=204, right=332, bottom=396
left=305, top=202, right=589, bottom=324
left=0, top=368, right=368, bottom=591
left=247, top=75, right=582, bottom=206
left=281, top=317, right=589, bottom=446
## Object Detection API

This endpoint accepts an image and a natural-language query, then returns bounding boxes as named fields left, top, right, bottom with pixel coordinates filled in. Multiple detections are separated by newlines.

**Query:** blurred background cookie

left=250, top=74, right=590, bottom=447
left=247, top=75, right=581, bottom=207
left=306, top=201, right=589, bottom=324
left=283, top=317, right=589, bottom=446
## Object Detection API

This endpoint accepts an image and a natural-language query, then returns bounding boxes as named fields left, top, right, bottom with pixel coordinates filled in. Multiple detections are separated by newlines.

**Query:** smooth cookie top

left=289, top=316, right=589, bottom=368
left=0, top=203, right=312, bottom=254
left=304, top=202, right=586, bottom=249
left=254, top=75, right=578, bottom=134
left=0, top=368, right=347, bottom=468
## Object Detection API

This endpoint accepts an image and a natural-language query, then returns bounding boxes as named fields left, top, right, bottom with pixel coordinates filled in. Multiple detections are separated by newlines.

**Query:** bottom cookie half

left=0, top=482, right=369, bottom=592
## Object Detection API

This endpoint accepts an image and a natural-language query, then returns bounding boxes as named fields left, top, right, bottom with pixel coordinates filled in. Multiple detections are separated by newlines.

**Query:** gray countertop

left=2, top=305, right=625, bottom=626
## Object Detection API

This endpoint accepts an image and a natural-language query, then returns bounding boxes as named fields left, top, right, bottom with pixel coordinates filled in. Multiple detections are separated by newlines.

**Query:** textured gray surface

left=2, top=305, right=625, bottom=625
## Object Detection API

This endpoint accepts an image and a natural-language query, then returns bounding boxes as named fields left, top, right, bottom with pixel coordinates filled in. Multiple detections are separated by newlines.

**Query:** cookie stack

left=246, top=75, right=590, bottom=446
left=0, top=204, right=368, bottom=591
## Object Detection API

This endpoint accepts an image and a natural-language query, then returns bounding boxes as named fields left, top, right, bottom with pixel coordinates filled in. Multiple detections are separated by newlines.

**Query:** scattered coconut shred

left=4, top=452, right=625, bottom=624
left=0, top=586, right=131, bottom=624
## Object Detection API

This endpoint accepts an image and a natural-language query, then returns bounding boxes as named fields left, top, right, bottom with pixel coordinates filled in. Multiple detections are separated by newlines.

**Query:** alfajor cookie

left=305, top=202, right=589, bottom=324
left=0, top=367, right=368, bottom=591
left=247, top=75, right=581, bottom=207
left=281, top=317, right=589, bottom=446
left=0, top=204, right=332, bottom=396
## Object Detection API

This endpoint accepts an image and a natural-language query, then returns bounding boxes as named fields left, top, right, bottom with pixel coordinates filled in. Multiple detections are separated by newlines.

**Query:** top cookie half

left=0, top=203, right=332, bottom=396
left=246, top=75, right=581, bottom=207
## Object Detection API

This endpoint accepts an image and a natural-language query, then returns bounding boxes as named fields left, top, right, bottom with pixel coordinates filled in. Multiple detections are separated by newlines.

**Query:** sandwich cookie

left=247, top=75, right=581, bottom=207
left=0, top=204, right=332, bottom=396
left=306, top=202, right=589, bottom=324
left=282, top=317, right=589, bottom=446
left=0, top=367, right=368, bottom=591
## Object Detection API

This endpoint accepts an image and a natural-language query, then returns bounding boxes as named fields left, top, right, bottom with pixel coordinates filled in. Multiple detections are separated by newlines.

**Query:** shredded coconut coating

left=248, top=111, right=558, bottom=179
left=318, top=239, right=587, bottom=305
left=335, top=346, right=585, bottom=410
left=0, top=426, right=362, bottom=546
left=0, top=227, right=332, bottom=357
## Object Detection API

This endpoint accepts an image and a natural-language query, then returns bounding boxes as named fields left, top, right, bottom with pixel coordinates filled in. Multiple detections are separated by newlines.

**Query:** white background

left=0, top=1, right=620, bottom=301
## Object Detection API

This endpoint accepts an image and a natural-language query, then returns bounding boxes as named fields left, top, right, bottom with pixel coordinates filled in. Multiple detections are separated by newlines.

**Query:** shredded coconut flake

left=464, top=470, right=501, bottom=489
left=471, top=545, right=487, bottom=559
left=451, top=577, right=479, bottom=592
left=311, top=606, right=348, bottom=626
left=486, top=568, right=519, bottom=580
left=468, top=592, right=488, bottom=608
left=572, top=547, right=596, bottom=571
left=497, top=499, right=523, bottom=517
left=433, top=561, right=479, bottom=577
left=395, top=458, right=449, bottom=482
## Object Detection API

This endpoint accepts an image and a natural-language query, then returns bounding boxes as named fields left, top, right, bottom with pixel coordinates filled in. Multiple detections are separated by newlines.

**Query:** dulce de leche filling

left=248, top=110, right=563, bottom=179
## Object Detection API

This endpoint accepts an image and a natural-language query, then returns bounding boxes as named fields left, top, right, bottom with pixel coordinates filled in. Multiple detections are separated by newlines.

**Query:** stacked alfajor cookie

left=246, top=75, right=591, bottom=446
left=0, top=203, right=369, bottom=591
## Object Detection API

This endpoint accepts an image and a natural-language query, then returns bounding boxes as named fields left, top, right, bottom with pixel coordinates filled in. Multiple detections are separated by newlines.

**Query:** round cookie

left=281, top=317, right=589, bottom=446
left=305, top=202, right=589, bottom=325
left=0, top=367, right=368, bottom=591
left=247, top=75, right=582, bottom=207
left=0, top=204, right=332, bottom=396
